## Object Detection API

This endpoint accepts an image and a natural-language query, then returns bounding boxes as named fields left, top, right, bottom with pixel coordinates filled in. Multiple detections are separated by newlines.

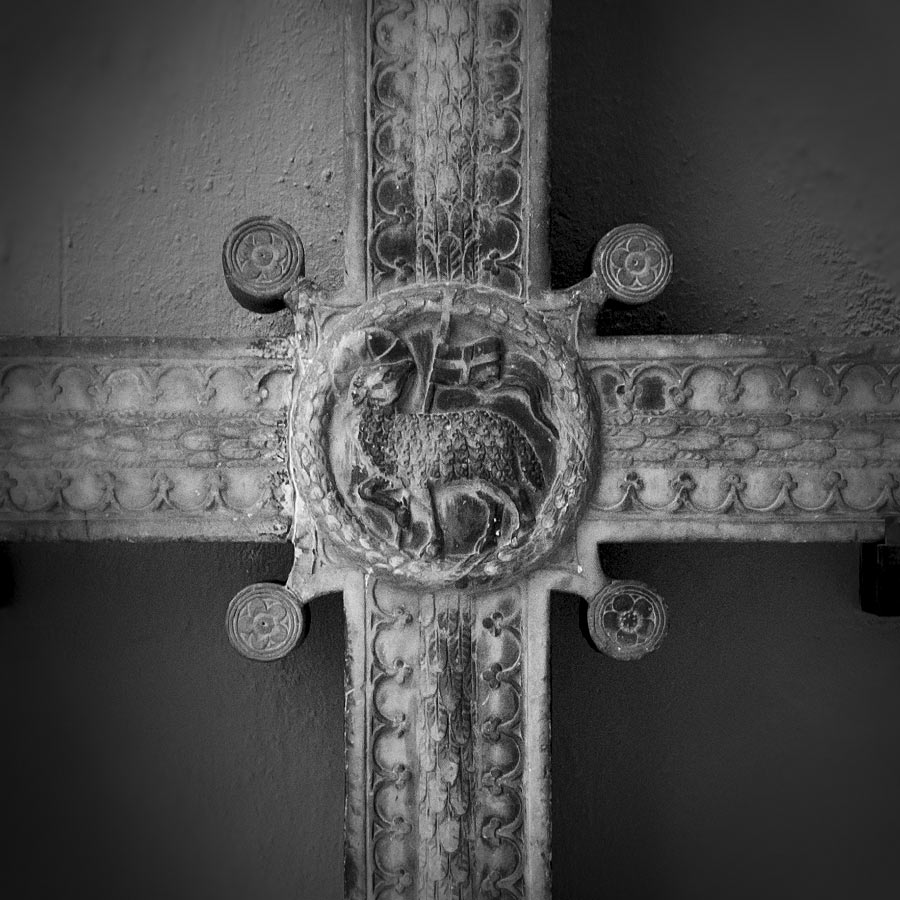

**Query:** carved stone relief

left=582, top=337, right=900, bottom=541
left=292, top=284, right=596, bottom=588
left=220, top=192, right=671, bottom=894
left=2, top=1, right=899, bottom=898
left=219, top=213, right=669, bottom=606
left=227, top=582, right=308, bottom=660
left=369, top=0, right=529, bottom=295
left=348, top=578, right=545, bottom=900
left=223, top=215, right=306, bottom=314
left=588, top=580, right=668, bottom=661
left=209, top=3, right=898, bottom=891
left=0, top=338, right=292, bottom=540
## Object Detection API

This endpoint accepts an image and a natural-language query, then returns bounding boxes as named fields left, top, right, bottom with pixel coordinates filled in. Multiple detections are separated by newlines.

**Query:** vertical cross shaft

left=348, top=0, right=550, bottom=300
left=344, top=577, right=553, bottom=899
left=340, top=4, right=555, bottom=896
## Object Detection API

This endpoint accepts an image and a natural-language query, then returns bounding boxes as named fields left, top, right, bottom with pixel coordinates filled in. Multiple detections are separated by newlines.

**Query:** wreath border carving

left=291, top=285, right=599, bottom=587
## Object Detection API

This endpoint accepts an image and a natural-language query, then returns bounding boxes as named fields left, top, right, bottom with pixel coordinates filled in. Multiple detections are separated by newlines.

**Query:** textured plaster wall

left=2, top=1, right=900, bottom=899
left=551, top=0, right=900, bottom=340
left=0, top=0, right=346, bottom=337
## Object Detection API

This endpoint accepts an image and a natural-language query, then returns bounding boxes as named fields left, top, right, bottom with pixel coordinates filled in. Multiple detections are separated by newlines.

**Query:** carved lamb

left=333, top=329, right=545, bottom=557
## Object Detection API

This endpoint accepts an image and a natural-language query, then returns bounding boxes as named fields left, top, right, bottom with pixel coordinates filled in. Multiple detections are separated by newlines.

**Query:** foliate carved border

left=368, top=0, right=530, bottom=296
left=582, top=337, right=900, bottom=535
left=474, top=588, right=526, bottom=899
left=0, top=338, right=293, bottom=540
left=592, top=468, right=900, bottom=517
left=369, top=582, right=419, bottom=897
left=416, top=592, right=477, bottom=894
left=363, top=582, right=528, bottom=898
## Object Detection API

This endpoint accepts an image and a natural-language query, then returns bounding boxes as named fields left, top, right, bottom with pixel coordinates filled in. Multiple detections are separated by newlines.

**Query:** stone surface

left=588, top=579, right=668, bottom=659
left=0, top=337, right=292, bottom=540
left=2, top=1, right=900, bottom=899
left=227, top=581, right=306, bottom=659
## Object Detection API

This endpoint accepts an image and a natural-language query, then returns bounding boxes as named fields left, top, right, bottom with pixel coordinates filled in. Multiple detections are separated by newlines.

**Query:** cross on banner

left=1, top=2, right=899, bottom=898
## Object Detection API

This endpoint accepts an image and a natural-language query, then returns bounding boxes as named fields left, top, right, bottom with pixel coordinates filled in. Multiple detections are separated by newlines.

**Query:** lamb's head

left=332, top=329, right=414, bottom=408
left=348, top=362, right=411, bottom=407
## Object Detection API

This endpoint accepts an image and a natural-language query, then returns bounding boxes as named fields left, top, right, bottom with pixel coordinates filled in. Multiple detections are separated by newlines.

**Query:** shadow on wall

left=0, top=542, right=345, bottom=900
left=3, top=542, right=899, bottom=899
left=551, top=0, right=900, bottom=339
left=0, top=545, right=13, bottom=607
left=553, top=542, right=900, bottom=900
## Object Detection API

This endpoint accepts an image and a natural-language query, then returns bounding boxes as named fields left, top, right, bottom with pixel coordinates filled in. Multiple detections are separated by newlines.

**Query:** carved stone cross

left=2, top=2, right=899, bottom=898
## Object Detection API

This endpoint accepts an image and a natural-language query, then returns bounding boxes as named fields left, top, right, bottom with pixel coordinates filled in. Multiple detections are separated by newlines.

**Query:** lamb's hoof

left=422, top=539, right=443, bottom=560
left=507, top=529, right=525, bottom=549
left=395, top=502, right=411, bottom=529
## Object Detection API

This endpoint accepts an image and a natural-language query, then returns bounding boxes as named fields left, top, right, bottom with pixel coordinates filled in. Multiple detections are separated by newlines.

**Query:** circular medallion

left=588, top=580, right=667, bottom=660
left=226, top=582, right=307, bottom=661
left=291, top=285, right=600, bottom=589
left=593, top=223, right=672, bottom=304
left=222, top=216, right=305, bottom=314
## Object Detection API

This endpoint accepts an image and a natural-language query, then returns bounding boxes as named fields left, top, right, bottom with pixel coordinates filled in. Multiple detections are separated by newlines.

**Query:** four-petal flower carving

left=609, top=235, right=664, bottom=289
left=235, top=229, right=290, bottom=284
left=237, top=597, right=290, bottom=654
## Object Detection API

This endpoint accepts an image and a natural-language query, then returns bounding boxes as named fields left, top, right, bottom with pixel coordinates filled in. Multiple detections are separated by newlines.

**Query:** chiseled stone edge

left=582, top=334, right=900, bottom=542
left=0, top=337, right=293, bottom=541
left=343, top=576, right=551, bottom=900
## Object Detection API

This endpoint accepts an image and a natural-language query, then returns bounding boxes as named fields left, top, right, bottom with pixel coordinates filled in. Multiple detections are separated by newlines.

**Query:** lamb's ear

left=367, top=330, right=412, bottom=367
left=364, top=330, right=399, bottom=361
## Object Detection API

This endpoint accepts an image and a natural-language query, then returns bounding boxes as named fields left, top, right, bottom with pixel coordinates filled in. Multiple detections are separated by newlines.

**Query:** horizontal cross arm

left=0, top=337, right=292, bottom=541
left=5, top=334, right=898, bottom=547
left=582, top=334, right=900, bottom=543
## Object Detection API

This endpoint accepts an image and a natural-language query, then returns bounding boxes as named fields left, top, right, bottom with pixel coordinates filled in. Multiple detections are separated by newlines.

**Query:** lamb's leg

left=358, top=475, right=409, bottom=538
left=516, top=486, right=534, bottom=525
left=473, top=494, right=503, bottom=555
left=422, top=481, right=444, bottom=559
left=469, top=482, right=521, bottom=549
